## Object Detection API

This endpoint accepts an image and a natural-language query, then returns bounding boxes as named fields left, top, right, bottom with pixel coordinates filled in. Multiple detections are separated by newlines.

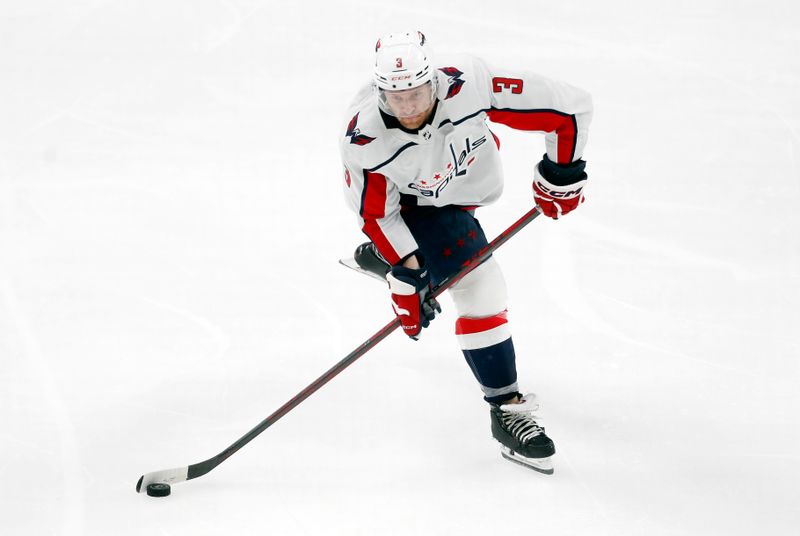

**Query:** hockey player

left=339, top=31, right=592, bottom=474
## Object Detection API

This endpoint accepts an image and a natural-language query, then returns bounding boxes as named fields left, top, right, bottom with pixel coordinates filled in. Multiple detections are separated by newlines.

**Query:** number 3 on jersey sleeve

left=492, top=77, right=524, bottom=94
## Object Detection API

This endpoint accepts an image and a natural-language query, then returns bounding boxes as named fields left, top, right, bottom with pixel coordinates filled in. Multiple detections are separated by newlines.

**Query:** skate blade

left=500, top=446, right=554, bottom=475
left=338, top=258, right=387, bottom=283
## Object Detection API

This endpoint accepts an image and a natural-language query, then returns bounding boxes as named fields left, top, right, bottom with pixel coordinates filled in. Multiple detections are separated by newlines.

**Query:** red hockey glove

left=387, top=264, right=441, bottom=340
left=532, top=154, right=588, bottom=219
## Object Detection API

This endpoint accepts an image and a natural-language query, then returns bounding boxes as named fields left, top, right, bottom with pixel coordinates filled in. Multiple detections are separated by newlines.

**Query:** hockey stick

left=136, top=206, right=541, bottom=493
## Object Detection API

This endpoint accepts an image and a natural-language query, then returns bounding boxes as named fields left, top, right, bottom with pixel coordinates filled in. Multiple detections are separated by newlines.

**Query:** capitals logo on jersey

left=408, top=135, right=486, bottom=198
left=345, top=112, right=375, bottom=146
left=439, top=67, right=465, bottom=100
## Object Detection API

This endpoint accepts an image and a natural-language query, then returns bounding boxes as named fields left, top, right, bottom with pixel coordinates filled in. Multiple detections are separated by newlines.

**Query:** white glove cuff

left=387, top=272, right=416, bottom=295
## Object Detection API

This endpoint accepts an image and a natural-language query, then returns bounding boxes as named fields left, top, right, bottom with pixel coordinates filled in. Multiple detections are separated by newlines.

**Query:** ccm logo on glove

left=533, top=182, right=584, bottom=199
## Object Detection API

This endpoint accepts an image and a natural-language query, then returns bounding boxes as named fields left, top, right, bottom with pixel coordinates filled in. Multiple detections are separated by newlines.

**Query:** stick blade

left=136, top=466, right=190, bottom=493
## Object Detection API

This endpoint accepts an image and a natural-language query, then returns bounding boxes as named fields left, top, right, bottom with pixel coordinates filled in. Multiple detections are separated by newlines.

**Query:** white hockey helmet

left=373, top=31, right=437, bottom=118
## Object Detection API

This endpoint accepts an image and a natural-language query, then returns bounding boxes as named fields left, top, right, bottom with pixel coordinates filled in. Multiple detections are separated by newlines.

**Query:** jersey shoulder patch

left=345, top=112, right=376, bottom=146
left=438, top=67, right=466, bottom=100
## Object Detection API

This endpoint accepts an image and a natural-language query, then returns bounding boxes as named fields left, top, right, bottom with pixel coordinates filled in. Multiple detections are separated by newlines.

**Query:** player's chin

left=398, top=114, right=426, bottom=129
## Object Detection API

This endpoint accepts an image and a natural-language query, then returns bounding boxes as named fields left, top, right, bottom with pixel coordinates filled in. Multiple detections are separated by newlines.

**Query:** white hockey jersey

left=340, top=53, right=593, bottom=265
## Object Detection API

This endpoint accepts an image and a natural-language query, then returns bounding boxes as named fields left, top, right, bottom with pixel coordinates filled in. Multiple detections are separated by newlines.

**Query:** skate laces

left=499, top=394, right=544, bottom=444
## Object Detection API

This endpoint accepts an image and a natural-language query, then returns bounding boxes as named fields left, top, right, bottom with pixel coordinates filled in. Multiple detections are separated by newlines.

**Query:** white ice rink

left=2, top=1, right=799, bottom=534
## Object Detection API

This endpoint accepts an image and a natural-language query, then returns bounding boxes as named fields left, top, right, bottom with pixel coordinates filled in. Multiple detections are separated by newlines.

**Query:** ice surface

left=1, top=1, right=799, bottom=535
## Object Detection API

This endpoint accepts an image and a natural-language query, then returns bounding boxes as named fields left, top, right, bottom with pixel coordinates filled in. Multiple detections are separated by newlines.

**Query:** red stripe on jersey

left=362, top=220, right=400, bottom=265
left=487, top=109, right=577, bottom=164
left=360, top=171, right=387, bottom=220
left=360, top=171, right=401, bottom=265
left=455, top=311, right=508, bottom=335
left=489, top=128, right=501, bottom=149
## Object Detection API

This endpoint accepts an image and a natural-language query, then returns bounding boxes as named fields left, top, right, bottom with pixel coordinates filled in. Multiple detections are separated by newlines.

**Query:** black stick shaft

left=187, top=207, right=541, bottom=480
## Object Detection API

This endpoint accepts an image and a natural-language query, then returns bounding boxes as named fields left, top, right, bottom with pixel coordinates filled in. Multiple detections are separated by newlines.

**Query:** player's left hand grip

left=387, top=265, right=441, bottom=340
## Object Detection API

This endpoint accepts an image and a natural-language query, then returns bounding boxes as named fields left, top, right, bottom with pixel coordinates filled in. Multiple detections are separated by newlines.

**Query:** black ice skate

left=490, top=393, right=555, bottom=474
left=339, top=242, right=391, bottom=282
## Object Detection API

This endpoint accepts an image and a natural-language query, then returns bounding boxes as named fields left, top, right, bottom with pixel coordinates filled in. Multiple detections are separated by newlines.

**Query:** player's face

left=383, top=83, right=435, bottom=129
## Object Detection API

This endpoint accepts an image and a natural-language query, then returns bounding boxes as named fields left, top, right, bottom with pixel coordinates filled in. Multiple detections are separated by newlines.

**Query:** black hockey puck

left=146, top=483, right=171, bottom=497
